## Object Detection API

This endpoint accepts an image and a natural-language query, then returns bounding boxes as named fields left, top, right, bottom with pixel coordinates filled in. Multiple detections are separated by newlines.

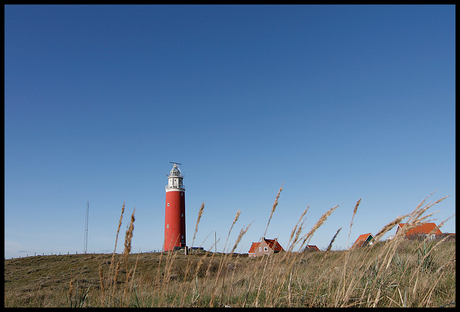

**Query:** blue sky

left=5, top=5, right=455, bottom=258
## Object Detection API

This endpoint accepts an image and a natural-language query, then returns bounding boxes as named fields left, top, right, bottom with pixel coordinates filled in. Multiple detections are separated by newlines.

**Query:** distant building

left=303, top=245, right=320, bottom=252
left=248, top=238, right=284, bottom=257
left=351, top=233, right=374, bottom=248
left=395, top=223, right=442, bottom=240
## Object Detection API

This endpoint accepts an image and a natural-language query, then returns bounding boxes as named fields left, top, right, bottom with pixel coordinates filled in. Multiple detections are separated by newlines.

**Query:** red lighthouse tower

left=164, top=162, right=186, bottom=251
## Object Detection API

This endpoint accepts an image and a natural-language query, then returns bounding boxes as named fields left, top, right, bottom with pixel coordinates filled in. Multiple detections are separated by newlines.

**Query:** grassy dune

left=4, top=189, right=456, bottom=307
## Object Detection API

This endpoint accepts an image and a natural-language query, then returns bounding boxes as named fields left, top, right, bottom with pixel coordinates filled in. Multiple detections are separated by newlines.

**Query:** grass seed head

left=263, top=182, right=284, bottom=237
left=192, top=202, right=205, bottom=244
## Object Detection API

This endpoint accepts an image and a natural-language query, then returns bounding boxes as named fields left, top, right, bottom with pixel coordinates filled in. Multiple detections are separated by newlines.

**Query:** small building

left=351, top=233, right=374, bottom=248
left=248, top=238, right=284, bottom=258
left=395, top=222, right=442, bottom=240
left=304, top=245, right=320, bottom=252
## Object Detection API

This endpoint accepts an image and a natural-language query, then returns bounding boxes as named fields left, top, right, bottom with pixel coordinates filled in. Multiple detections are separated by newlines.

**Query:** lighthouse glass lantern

left=164, top=163, right=186, bottom=251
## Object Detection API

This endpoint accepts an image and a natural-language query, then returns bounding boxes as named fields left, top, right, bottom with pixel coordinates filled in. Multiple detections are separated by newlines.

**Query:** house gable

left=264, top=238, right=284, bottom=252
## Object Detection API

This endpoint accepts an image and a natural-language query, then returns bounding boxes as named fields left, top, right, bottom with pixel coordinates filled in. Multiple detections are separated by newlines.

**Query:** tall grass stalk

left=347, top=198, right=361, bottom=249
left=122, top=208, right=135, bottom=306
left=106, top=203, right=125, bottom=297
left=287, top=206, right=309, bottom=252
left=263, top=182, right=283, bottom=238
left=323, top=227, right=342, bottom=261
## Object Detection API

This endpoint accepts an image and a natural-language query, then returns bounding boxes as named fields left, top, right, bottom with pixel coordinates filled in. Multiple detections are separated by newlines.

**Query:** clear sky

left=5, top=5, right=455, bottom=259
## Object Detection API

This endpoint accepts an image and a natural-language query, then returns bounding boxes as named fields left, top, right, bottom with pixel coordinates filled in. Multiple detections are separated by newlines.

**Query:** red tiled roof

left=248, top=242, right=261, bottom=254
left=351, top=233, right=373, bottom=248
left=398, top=223, right=442, bottom=237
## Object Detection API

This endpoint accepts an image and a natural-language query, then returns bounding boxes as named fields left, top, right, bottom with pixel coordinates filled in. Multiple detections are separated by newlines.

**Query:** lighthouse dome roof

left=170, top=165, right=181, bottom=176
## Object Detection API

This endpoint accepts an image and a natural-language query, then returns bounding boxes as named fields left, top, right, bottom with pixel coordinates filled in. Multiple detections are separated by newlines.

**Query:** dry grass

left=263, top=182, right=283, bottom=238
left=4, top=191, right=456, bottom=307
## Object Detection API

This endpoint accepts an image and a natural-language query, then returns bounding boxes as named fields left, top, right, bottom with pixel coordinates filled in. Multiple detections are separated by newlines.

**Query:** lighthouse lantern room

left=164, top=162, right=186, bottom=251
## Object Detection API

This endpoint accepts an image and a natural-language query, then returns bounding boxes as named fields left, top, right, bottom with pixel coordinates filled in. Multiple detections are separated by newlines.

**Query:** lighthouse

left=164, top=162, right=186, bottom=251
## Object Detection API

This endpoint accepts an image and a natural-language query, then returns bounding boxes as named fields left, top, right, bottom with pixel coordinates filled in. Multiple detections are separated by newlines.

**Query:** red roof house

left=395, top=223, right=442, bottom=240
left=351, top=233, right=374, bottom=248
left=248, top=238, right=284, bottom=257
